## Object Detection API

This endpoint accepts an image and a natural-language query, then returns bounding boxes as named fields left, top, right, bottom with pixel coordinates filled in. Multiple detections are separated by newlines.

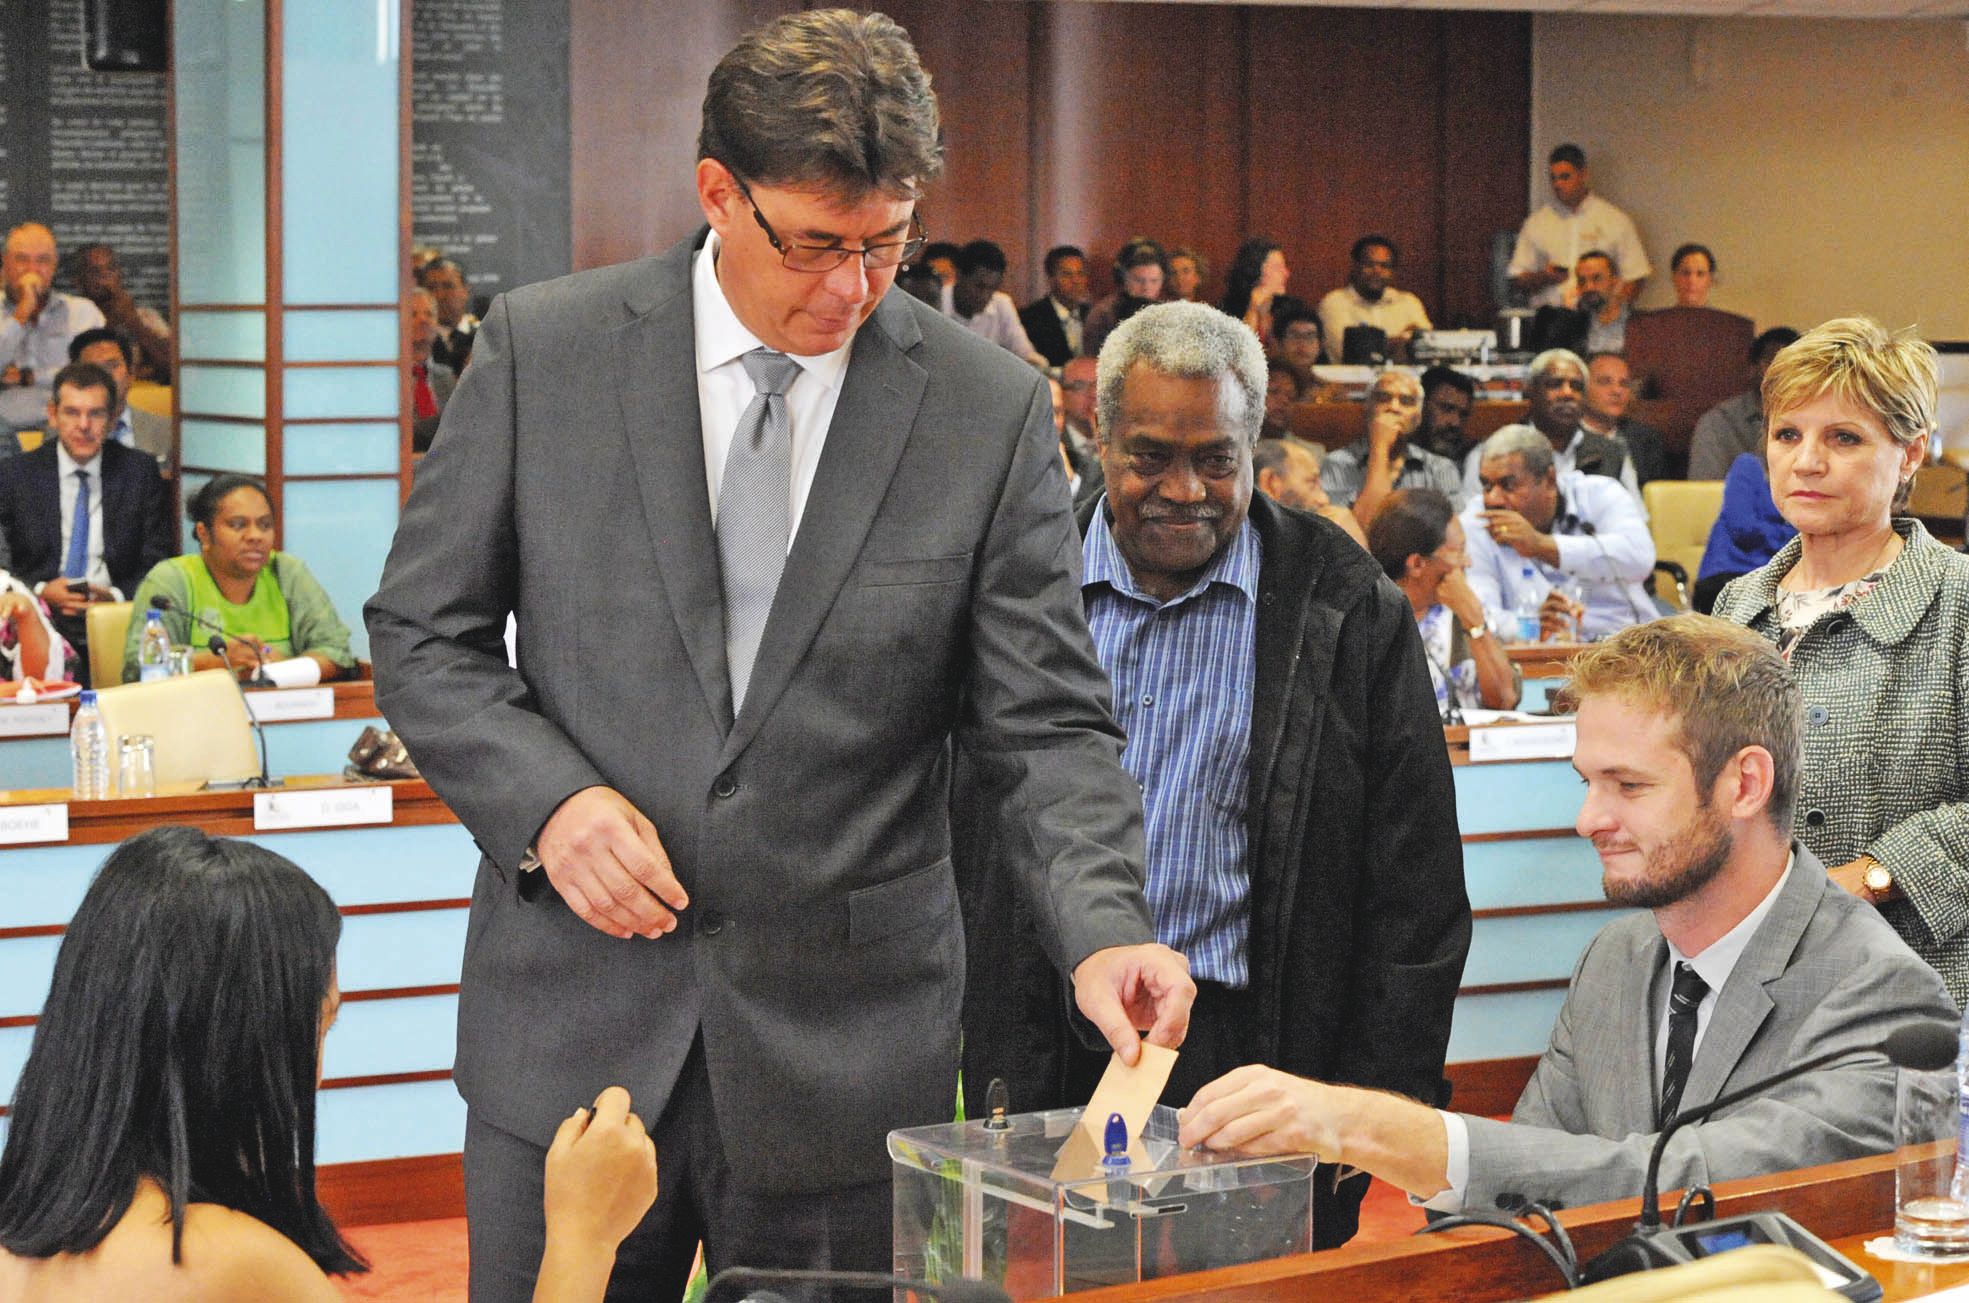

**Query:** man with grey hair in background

left=0, top=223, right=105, bottom=443
left=1462, top=424, right=1657, bottom=642
left=369, top=10, right=1193, bottom=1296
left=961, top=300, right=1469, bottom=1252
left=1319, top=368, right=1466, bottom=527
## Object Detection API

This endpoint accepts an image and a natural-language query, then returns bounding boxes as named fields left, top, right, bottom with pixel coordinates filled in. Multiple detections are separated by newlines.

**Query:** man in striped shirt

left=958, top=300, right=1469, bottom=1250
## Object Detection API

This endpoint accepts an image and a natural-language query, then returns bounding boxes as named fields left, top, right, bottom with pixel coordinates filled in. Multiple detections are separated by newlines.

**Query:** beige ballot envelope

left=1050, top=1044, right=1177, bottom=1186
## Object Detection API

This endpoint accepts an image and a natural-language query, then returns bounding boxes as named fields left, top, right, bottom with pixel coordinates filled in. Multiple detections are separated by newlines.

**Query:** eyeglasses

left=732, top=173, right=928, bottom=273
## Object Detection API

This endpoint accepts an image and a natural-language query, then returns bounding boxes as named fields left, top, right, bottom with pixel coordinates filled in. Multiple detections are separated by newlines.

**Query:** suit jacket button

left=700, top=911, right=728, bottom=936
left=1803, top=808, right=1827, bottom=828
left=712, top=775, right=737, bottom=799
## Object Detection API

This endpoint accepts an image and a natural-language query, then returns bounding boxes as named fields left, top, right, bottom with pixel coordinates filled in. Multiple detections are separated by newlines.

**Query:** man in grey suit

left=1180, top=614, right=1956, bottom=1213
left=365, top=10, right=1192, bottom=1299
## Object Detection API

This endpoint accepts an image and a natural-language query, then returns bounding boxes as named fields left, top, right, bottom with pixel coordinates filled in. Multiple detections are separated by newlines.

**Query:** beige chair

left=94, top=669, right=259, bottom=788
left=85, top=601, right=135, bottom=688
left=1643, top=479, right=1726, bottom=611
left=126, top=381, right=171, bottom=419
left=16, top=429, right=42, bottom=453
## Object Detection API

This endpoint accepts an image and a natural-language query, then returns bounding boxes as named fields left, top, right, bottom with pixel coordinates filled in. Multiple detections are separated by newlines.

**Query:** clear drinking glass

left=1895, top=1064, right=1969, bottom=1257
left=116, top=734, right=157, bottom=799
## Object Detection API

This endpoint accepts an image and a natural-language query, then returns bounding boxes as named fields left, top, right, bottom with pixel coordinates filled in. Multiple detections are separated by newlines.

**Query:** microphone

left=705, top=1268, right=1009, bottom=1302
left=204, top=632, right=276, bottom=790
left=150, top=593, right=269, bottom=684
left=1581, top=1019, right=1957, bottom=1284
left=1575, top=520, right=1655, bottom=632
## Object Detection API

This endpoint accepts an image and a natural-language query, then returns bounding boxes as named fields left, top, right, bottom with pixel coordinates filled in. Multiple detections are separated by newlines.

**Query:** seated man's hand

left=543, top=1086, right=658, bottom=1259
left=1538, top=588, right=1584, bottom=642
left=537, top=786, right=688, bottom=940
left=40, top=577, right=94, bottom=616
left=1072, top=942, right=1195, bottom=1067
left=1178, top=1065, right=1332, bottom=1158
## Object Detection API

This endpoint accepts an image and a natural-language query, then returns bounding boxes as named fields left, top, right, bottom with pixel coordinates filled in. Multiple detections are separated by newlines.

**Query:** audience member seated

left=1670, top=242, right=1717, bottom=309
left=0, top=567, right=63, bottom=681
left=1220, top=237, right=1290, bottom=352
left=1571, top=249, right=1631, bottom=354
left=1507, top=143, right=1650, bottom=310
left=1058, top=355, right=1099, bottom=471
left=918, top=240, right=959, bottom=288
left=0, top=827, right=659, bottom=1302
left=1180, top=615, right=1957, bottom=1213
left=1463, top=347, right=1641, bottom=506
left=67, top=243, right=172, bottom=383
left=1321, top=370, right=1465, bottom=526
left=417, top=256, right=480, bottom=373
left=1415, top=366, right=1477, bottom=463
left=1049, top=373, right=1101, bottom=511
left=0, top=361, right=171, bottom=684
left=126, top=474, right=355, bottom=684
left=1317, top=235, right=1431, bottom=363
left=1368, top=488, right=1519, bottom=713
left=1166, top=246, right=1205, bottom=302
left=1713, top=317, right=1969, bottom=1007
left=1254, top=435, right=1366, bottom=548
left=408, top=287, right=455, bottom=452
left=1, top=223, right=106, bottom=443
left=1017, top=243, right=1089, bottom=367
left=1082, top=236, right=1166, bottom=358
left=69, top=327, right=171, bottom=468
left=1688, top=327, right=1802, bottom=480
left=1583, top=351, right=1665, bottom=486
left=1270, top=299, right=1326, bottom=395
left=944, top=239, right=1045, bottom=367
left=1261, top=365, right=1300, bottom=441
left=1465, top=425, right=1657, bottom=642
left=1697, top=452, right=1793, bottom=614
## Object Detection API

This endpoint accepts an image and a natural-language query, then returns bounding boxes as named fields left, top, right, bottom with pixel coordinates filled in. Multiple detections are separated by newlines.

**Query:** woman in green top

left=124, top=474, right=355, bottom=683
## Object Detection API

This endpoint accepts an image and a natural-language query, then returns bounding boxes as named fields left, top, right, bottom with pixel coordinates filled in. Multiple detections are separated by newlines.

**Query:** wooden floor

left=333, top=1180, right=1429, bottom=1299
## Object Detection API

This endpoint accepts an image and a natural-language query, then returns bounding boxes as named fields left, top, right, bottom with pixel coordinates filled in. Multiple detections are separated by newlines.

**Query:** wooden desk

left=1062, top=1151, right=1964, bottom=1301
left=0, top=774, right=452, bottom=844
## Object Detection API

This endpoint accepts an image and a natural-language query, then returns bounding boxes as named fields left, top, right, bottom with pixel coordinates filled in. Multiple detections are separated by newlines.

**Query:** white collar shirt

left=54, top=441, right=115, bottom=594
left=692, top=231, right=853, bottom=544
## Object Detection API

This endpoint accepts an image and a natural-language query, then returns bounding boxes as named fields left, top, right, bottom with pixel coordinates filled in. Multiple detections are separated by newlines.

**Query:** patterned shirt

left=1322, top=437, right=1467, bottom=511
left=1083, top=508, right=1260, bottom=987
left=0, top=291, right=106, bottom=435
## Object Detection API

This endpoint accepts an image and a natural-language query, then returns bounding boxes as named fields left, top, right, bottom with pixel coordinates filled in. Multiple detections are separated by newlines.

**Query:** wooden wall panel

left=566, top=1, right=1531, bottom=327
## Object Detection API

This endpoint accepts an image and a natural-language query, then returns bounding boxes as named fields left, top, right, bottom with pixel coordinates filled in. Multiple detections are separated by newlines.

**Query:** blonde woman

left=1713, top=317, right=1969, bottom=1004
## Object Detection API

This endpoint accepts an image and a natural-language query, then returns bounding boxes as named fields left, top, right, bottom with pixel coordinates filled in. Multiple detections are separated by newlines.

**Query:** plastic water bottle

left=70, top=690, right=110, bottom=799
left=1511, top=564, right=1543, bottom=643
left=137, top=608, right=172, bottom=682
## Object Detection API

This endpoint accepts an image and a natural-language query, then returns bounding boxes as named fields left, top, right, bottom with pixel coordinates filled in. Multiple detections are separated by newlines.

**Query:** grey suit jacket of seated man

left=1461, top=844, right=1957, bottom=1212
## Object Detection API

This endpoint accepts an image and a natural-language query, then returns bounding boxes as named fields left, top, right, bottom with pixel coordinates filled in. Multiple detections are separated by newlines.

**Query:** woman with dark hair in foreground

left=0, top=827, right=656, bottom=1301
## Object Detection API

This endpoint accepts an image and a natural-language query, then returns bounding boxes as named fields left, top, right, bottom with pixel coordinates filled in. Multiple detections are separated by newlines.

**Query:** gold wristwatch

left=1860, top=855, right=1893, bottom=901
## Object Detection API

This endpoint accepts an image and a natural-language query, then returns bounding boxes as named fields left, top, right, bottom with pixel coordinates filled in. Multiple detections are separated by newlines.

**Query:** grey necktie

left=716, top=347, right=800, bottom=711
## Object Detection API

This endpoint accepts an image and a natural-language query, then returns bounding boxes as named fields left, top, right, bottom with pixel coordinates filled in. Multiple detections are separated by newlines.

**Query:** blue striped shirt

left=1083, top=508, right=1260, bottom=987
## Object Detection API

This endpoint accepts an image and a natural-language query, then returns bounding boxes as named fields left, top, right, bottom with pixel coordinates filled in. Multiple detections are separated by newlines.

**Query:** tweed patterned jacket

left=1715, top=520, right=1969, bottom=1007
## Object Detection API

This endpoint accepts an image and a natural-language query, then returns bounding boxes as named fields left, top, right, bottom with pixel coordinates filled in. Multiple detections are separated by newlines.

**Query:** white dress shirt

left=1463, top=426, right=1643, bottom=508
left=691, top=232, right=853, bottom=543
left=941, top=286, right=1045, bottom=368
left=1460, top=469, right=1657, bottom=641
left=1431, top=855, right=1796, bottom=1210
left=51, top=442, right=119, bottom=597
left=1315, top=286, right=1432, bottom=362
left=1507, top=193, right=1651, bottom=309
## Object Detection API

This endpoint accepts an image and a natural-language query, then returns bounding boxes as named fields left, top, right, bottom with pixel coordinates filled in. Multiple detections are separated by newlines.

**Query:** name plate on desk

left=0, top=703, right=72, bottom=737
left=246, top=687, right=335, bottom=723
left=0, top=802, right=68, bottom=844
left=1468, top=720, right=1577, bottom=762
left=254, top=785, right=392, bottom=831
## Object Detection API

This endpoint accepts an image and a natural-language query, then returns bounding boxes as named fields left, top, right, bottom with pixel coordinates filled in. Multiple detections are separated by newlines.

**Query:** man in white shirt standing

left=1316, top=235, right=1431, bottom=363
left=1508, top=144, right=1651, bottom=311
left=1179, top=614, right=1957, bottom=1215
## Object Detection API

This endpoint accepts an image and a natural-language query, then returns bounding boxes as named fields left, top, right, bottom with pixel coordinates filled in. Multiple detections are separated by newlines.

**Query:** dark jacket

left=1572, top=426, right=1634, bottom=483
left=1018, top=295, right=1080, bottom=369
left=0, top=440, right=173, bottom=594
left=956, top=491, right=1471, bottom=1249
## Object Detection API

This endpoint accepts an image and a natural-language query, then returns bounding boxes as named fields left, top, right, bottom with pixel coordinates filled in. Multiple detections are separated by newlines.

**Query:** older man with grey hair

left=1319, top=368, right=1465, bottom=527
left=1463, top=423, right=1658, bottom=642
left=1462, top=346, right=1642, bottom=510
left=960, top=299, right=1471, bottom=1252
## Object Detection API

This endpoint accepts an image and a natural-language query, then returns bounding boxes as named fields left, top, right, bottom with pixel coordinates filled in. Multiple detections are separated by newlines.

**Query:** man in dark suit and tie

left=0, top=360, right=172, bottom=682
left=1018, top=243, right=1090, bottom=367
left=1179, top=615, right=1956, bottom=1214
left=365, top=11, right=1194, bottom=1299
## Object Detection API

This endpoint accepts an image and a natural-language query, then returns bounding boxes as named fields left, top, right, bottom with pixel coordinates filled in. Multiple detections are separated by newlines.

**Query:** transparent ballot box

left=889, top=1104, right=1315, bottom=1298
